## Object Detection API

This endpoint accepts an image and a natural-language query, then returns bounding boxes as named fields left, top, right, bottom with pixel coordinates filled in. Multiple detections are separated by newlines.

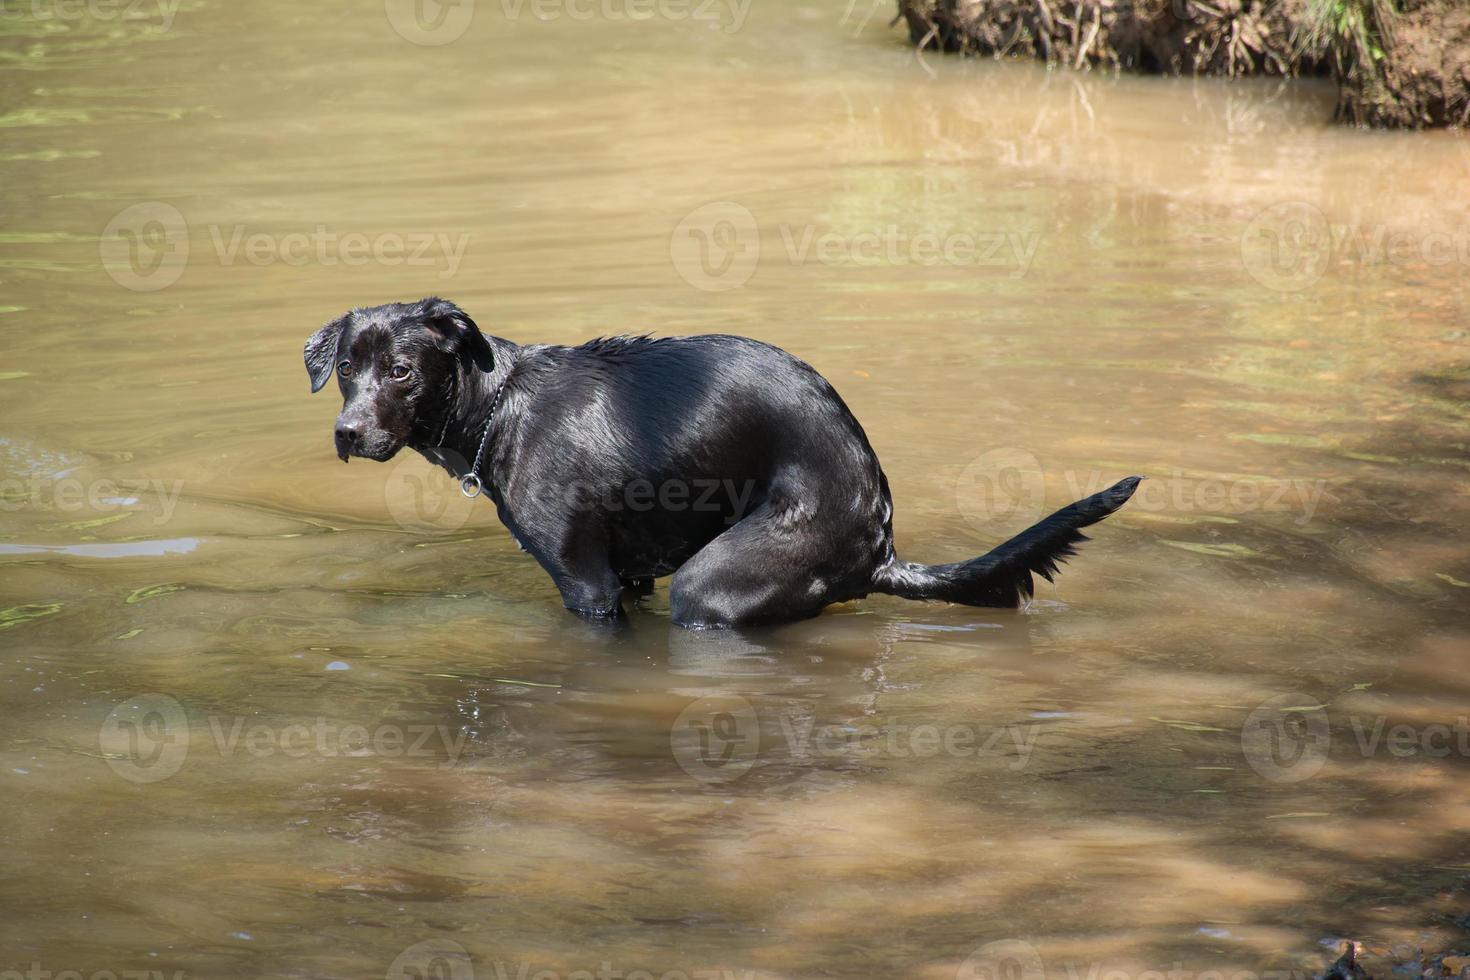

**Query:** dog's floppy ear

left=420, top=297, right=494, bottom=373
left=304, top=313, right=350, bottom=393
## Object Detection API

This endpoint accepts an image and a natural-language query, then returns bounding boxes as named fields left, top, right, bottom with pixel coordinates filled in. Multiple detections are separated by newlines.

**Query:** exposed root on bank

left=895, top=0, right=1470, bottom=129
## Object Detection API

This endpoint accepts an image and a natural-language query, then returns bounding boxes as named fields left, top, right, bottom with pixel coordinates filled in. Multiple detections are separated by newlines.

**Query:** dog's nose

left=334, top=422, right=361, bottom=461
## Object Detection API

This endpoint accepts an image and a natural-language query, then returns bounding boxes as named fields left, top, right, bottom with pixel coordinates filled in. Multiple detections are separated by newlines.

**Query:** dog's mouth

left=335, top=432, right=404, bottom=463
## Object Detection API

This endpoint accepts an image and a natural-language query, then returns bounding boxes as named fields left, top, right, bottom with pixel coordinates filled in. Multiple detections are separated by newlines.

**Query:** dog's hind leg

left=669, top=498, right=854, bottom=629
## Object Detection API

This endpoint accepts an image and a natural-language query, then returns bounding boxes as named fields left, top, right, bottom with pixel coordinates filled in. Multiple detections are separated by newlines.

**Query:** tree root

left=894, top=0, right=1470, bottom=129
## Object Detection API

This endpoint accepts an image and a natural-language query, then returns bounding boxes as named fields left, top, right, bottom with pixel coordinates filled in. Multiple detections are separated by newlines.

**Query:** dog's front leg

left=553, top=570, right=625, bottom=620
left=519, top=520, right=625, bottom=620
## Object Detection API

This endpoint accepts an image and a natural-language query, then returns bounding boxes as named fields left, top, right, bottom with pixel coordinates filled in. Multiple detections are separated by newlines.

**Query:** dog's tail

left=871, top=476, right=1142, bottom=607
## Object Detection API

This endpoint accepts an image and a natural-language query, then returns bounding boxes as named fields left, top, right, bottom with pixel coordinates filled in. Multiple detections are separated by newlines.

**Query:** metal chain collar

left=458, top=374, right=511, bottom=499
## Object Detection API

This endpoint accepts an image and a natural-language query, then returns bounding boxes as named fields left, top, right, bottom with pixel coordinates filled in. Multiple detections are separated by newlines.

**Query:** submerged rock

left=1320, top=943, right=1372, bottom=980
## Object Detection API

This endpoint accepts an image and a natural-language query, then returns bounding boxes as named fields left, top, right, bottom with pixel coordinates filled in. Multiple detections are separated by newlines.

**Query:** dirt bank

left=896, top=0, right=1470, bottom=128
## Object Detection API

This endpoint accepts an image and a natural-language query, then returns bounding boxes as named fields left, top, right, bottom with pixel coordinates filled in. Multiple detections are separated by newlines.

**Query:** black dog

left=304, top=297, right=1140, bottom=628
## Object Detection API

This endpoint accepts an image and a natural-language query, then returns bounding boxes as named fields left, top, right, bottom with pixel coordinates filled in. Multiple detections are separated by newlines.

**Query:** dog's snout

left=334, top=418, right=365, bottom=462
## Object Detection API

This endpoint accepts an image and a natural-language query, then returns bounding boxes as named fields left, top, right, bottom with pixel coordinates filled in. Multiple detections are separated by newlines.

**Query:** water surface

left=2, top=2, right=1469, bottom=978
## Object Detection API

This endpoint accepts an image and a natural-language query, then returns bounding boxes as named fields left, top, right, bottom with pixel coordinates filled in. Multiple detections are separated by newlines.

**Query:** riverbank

left=896, top=0, right=1470, bottom=128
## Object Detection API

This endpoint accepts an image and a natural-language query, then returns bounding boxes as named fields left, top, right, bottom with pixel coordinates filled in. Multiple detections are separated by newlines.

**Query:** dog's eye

left=338, top=361, right=352, bottom=378
left=390, top=364, right=411, bottom=381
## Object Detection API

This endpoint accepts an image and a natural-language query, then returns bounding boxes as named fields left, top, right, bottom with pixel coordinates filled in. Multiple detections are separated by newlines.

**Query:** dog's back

left=497, top=334, right=892, bottom=585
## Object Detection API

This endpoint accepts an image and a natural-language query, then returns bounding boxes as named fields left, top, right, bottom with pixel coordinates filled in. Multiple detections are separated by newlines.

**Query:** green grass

left=1298, top=0, right=1400, bottom=69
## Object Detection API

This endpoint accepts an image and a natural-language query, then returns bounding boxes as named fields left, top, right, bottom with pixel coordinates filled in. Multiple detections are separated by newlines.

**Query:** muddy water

left=3, top=2, right=1470, bottom=978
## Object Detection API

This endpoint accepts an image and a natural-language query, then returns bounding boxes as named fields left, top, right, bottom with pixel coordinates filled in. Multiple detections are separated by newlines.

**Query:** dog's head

left=304, top=297, right=493, bottom=462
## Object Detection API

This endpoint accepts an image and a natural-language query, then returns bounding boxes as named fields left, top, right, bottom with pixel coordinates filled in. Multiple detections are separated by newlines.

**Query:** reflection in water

left=0, top=538, right=199, bottom=558
left=1, top=0, right=1469, bottom=977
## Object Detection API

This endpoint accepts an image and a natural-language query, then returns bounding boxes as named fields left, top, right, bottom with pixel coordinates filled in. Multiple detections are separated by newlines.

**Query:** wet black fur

left=304, top=297, right=1141, bottom=628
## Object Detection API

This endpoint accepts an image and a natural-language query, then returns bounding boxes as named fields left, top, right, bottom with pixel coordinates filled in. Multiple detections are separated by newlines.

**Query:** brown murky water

left=3, top=2, right=1470, bottom=978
